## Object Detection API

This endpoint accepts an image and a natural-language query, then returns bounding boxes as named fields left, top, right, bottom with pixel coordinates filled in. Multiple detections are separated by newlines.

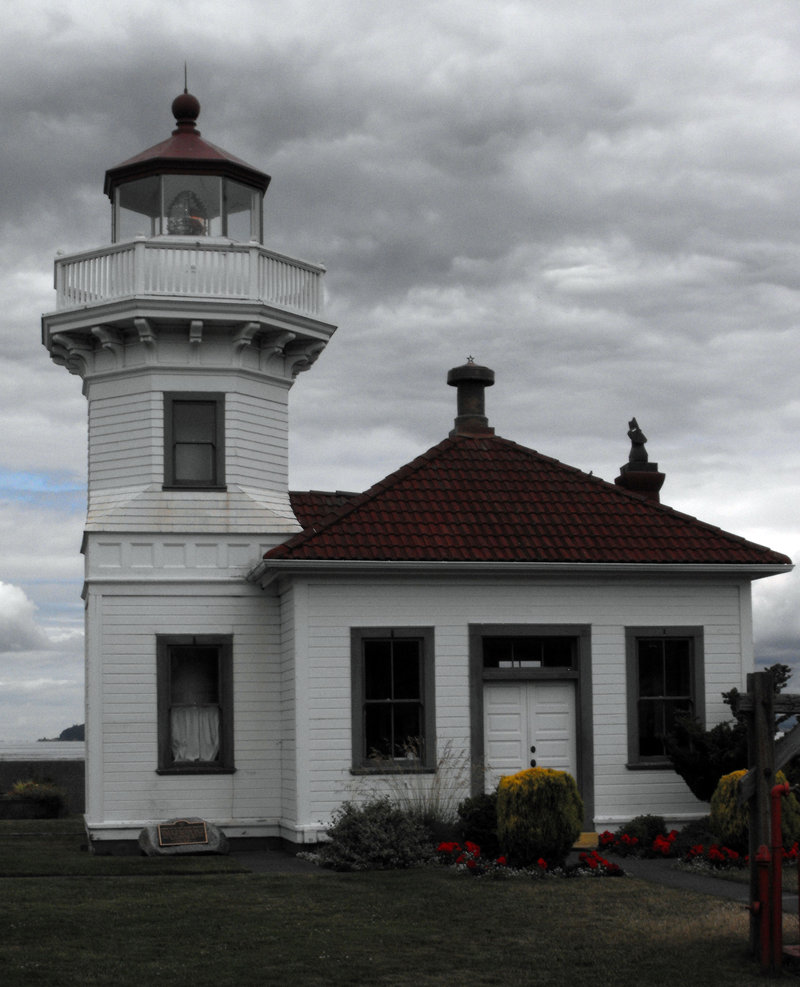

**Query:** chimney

left=614, top=417, right=665, bottom=502
left=447, top=359, right=495, bottom=437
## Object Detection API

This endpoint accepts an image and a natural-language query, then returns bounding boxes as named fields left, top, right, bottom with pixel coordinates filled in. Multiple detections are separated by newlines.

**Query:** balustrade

left=54, top=238, right=325, bottom=316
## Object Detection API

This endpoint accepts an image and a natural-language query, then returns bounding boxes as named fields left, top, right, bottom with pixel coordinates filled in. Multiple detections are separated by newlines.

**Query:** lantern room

left=104, top=90, right=271, bottom=244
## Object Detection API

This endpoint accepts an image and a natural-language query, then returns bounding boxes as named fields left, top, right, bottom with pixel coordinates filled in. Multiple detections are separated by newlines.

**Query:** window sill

left=350, top=765, right=435, bottom=776
left=625, top=761, right=674, bottom=771
left=156, top=766, right=236, bottom=775
left=162, top=485, right=228, bottom=492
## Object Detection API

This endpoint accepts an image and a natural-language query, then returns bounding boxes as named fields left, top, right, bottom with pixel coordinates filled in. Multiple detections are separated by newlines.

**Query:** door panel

left=484, top=680, right=577, bottom=789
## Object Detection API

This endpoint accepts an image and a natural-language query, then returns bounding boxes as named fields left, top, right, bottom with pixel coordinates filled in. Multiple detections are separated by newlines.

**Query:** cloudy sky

left=1, top=0, right=799, bottom=741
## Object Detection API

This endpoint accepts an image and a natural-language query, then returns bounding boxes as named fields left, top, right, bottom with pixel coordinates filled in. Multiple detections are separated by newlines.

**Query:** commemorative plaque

left=157, top=819, right=209, bottom=847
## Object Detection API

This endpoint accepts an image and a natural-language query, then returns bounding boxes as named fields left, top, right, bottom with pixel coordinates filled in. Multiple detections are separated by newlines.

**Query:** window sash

left=626, top=629, right=702, bottom=765
left=157, top=635, right=233, bottom=773
left=351, top=628, right=435, bottom=771
left=363, top=637, right=423, bottom=760
left=164, top=393, right=225, bottom=489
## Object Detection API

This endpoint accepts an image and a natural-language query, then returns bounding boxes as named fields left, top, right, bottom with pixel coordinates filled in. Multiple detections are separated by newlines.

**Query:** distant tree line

left=37, top=724, right=85, bottom=742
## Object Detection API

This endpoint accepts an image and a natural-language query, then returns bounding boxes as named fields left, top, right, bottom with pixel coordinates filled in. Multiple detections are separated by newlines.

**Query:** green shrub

left=666, top=716, right=748, bottom=802
left=357, top=740, right=471, bottom=836
left=496, top=768, right=583, bottom=868
left=616, top=814, right=667, bottom=846
left=8, top=780, right=65, bottom=816
left=671, top=816, right=716, bottom=857
left=710, top=769, right=800, bottom=854
left=314, top=799, right=430, bottom=871
left=457, top=791, right=499, bottom=857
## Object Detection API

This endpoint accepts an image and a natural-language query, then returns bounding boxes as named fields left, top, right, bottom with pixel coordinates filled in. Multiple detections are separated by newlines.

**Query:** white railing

left=54, top=238, right=326, bottom=317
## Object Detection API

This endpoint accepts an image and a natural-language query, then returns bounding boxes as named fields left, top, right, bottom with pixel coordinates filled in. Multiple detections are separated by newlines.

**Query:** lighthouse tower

left=42, top=92, right=335, bottom=850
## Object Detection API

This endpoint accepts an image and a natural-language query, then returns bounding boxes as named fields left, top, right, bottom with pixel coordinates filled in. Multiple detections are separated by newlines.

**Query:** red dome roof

left=103, top=91, right=270, bottom=199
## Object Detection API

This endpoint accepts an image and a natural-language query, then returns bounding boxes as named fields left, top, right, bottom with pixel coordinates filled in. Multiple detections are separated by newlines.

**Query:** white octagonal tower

left=42, top=91, right=336, bottom=849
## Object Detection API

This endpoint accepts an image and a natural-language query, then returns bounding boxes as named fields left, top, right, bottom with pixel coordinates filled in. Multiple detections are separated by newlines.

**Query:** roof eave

left=246, top=558, right=793, bottom=589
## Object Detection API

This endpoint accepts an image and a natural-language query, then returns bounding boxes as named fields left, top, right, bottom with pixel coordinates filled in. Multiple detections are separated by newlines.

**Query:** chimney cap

left=447, top=358, right=495, bottom=388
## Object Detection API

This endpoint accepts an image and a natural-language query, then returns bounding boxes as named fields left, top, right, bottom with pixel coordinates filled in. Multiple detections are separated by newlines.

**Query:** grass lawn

left=0, top=820, right=792, bottom=985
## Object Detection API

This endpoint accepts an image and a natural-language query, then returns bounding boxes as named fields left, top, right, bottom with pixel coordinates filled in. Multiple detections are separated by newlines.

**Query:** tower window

left=164, top=393, right=225, bottom=489
left=157, top=635, right=234, bottom=773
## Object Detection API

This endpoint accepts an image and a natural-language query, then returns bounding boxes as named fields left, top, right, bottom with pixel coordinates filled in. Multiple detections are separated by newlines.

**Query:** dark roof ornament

left=626, top=417, right=649, bottom=465
left=615, top=416, right=665, bottom=502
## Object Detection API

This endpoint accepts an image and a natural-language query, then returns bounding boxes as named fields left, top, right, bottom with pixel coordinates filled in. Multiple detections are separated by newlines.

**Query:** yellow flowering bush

left=710, top=768, right=800, bottom=854
left=497, top=767, right=583, bottom=868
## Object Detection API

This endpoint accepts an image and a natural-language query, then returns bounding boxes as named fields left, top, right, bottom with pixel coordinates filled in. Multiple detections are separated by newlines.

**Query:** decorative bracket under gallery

left=233, top=321, right=261, bottom=353
left=50, top=332, right=92, bottom=376
left=133, top=318, right=157, bottom=362
left=287, top=341, right=326, bottom=377
left=258, top=330, right=296, bottom=370
left=231, top=323, right=303, bottom=372
left=91, top=326, right=124, bottom=362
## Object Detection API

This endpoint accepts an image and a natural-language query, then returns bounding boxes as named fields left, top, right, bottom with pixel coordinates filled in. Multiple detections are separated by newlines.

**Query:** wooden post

left=747, top=671, right=775, bottom=955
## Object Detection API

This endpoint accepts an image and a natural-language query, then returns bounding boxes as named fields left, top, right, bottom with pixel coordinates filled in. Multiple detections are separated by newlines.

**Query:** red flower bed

left=577, top=850, right=623, bottom=875
left=436, top=840, right=507, bottom=876
left=436, top=841, right=623, bottom=877
left=599, top=828, right=748, bottom=869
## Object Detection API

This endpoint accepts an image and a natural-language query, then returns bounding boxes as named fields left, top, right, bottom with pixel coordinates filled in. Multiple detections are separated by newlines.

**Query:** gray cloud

left=0, top=0, right=799, bottom=734
left=0, top=583, right=56, bottom=653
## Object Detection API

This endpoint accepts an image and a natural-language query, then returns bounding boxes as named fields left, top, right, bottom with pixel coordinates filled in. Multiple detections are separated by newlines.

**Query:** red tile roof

left=276, top=434, right=790, bottom=566
left=289, top=490, right=359, bottom=529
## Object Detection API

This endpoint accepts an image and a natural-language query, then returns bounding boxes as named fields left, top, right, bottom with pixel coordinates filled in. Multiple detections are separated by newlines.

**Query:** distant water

left=0, top=741, right=84, bottom=760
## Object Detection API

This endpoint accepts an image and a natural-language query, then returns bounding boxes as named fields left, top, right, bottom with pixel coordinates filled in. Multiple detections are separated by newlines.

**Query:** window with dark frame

left=625, top=629, right=703, bottom=766
left=157, top=636, right=233, bottom=773
left=352, top=629, right=434, bottom=771
left=164, top=393, right=225, bottom=488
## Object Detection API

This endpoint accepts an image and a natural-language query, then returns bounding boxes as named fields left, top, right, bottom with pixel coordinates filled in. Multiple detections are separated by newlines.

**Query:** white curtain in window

left=171, top=705, right=220, bottom=762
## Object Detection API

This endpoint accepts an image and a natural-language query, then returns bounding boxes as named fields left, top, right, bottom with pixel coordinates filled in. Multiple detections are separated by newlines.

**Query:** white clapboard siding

left=84, top=371, right=295, bottom=532
left=279, top=581, right=299, bottom=828
left=285, top=575, right=748, bottom=833
left=88, top=583, right=283, bottom=826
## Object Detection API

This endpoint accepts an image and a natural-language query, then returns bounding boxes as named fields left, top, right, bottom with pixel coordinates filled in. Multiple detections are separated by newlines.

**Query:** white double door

left=483, top=680, right=577, bottom=789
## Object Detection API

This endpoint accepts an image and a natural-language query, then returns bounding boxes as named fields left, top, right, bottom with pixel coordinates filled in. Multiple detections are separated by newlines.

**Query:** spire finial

left=171, top=80, right=201, bottom=133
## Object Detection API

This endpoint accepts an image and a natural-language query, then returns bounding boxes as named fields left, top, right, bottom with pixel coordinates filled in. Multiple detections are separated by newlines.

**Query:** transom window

left=483, top=636, right=575, bottom=670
